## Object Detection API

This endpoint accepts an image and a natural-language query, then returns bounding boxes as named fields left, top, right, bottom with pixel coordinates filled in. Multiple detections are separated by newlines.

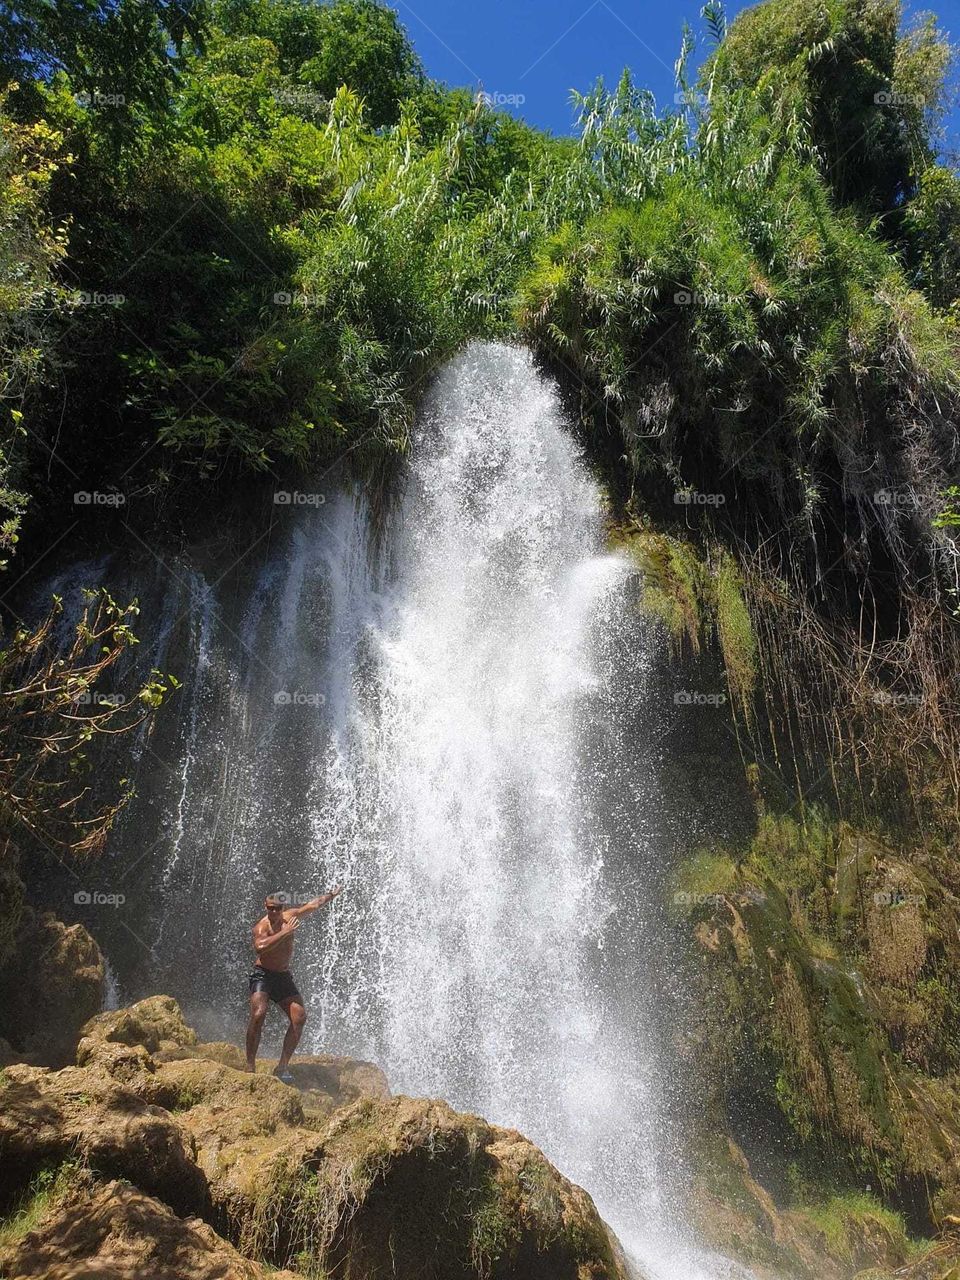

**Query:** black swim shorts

left=248, top=968, right=302, bottom=1004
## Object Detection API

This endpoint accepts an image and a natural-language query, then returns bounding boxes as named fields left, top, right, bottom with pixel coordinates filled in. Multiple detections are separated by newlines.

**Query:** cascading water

left=301, top=344, right=751, bottom=1279
left=32, top=341, right=754, bottom=1280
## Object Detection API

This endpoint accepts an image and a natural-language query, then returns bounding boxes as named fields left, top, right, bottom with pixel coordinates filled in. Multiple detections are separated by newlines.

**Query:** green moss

left=670, top=850, right=738, bottom=917
left=794, top=1190, right=915, bottom=1264
left=615, top=527, right=706, bottom=652
left=469, top=1171, right=521, bottom=1276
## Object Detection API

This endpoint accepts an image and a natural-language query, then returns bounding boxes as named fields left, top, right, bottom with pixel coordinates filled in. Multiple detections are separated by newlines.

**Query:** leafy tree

left=903, top=163, right=960, bottom=309
left=0, top=590, right=176, bottom=855
left=0, top=98, right=70, bottom=567
left=708, top=0, right=954, bottom=215
left=214, top=0, right=422, bottom=126
left=0, top=0, right=209, bottom=145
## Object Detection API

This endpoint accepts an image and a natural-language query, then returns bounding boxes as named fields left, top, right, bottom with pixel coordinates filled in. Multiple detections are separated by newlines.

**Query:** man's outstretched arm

left=288, top=887, right=344, bottom=919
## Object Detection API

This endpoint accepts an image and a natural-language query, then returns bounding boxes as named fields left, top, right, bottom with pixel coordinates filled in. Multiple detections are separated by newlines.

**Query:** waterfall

left=302, top=342, right=750, bottom=1278
left=33, top=341, right=753, bottom=1280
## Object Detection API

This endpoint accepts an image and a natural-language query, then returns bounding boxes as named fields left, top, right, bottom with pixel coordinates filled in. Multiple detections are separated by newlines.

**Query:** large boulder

left=80, top=994, right=197, bottom=1056
left=0, top=909, right=104, bottom=1067
left=0, top=1177, right=305, bottom=1280
left=229, top=1094, right=630, bottom=1280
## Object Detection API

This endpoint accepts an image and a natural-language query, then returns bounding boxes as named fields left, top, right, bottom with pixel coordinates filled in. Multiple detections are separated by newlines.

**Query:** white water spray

left=301, top=343, right=750, bottom=1279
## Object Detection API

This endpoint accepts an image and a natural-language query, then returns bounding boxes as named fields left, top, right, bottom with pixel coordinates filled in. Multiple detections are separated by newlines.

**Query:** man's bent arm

left=253, top=919, right=300, bottom=954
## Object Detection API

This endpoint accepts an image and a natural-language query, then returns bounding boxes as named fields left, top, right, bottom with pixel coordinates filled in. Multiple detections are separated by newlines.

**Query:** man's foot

left=273, top=1066, right=295, bottom=1085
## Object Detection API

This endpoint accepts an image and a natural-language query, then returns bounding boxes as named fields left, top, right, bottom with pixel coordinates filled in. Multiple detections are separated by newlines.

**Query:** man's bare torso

left=253, top=911, right=297, bottom=971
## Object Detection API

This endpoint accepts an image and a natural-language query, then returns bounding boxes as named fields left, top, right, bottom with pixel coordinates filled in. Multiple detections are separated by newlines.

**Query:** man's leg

left=245, top=991, right=269, bottom=1071
left=277, top=998, right=307, bottom=1071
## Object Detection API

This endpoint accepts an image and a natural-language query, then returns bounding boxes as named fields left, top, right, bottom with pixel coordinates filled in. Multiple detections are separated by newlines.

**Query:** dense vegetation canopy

left=0, top=0, right=959, bottom=835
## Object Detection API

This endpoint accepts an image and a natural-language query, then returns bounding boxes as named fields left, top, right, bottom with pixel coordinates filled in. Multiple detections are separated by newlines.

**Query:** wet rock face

left=675, top=818, right=960, bottom=1279
left=0, top=996, right=628, bottom=1280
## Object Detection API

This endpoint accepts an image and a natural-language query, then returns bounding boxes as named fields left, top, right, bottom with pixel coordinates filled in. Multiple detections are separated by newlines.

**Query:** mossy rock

left=3, top=997, right=627, bottom=1280
left=236, top=1095, right=629, bottom=1280
left=81, top=995, right=197, bottom=1056
left=0, top=1060, right=208, bottom=1215
left=0, top=1175, right=306, bottom=1280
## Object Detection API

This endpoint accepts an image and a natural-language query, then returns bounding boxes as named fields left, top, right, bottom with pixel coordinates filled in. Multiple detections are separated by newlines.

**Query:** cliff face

left=0, top=996, right=630, bottom=1280
left=671, top=819, right=960, bottom=1279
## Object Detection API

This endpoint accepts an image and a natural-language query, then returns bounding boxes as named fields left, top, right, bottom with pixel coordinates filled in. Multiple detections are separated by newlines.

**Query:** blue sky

left=393, top=0, right=960, bottom=149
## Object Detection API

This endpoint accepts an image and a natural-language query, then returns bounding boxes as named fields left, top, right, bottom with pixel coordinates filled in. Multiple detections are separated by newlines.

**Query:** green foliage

left=214, top=0, right=423, bottom=126
left=0, top=1160, right=79, bottom=1247
left=708, top=0, right=954, bottom=214
left=903, top=165, right=960, bottom=309
left=794, top=1189, right=915, bottom=1262
left=0, top=100, right=69, bottom=566
left=2, top=0, right=208, bottom=149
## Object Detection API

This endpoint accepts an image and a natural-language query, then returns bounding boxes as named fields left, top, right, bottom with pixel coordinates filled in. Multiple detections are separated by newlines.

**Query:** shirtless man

left=246, top=888, right=343, bottom=1081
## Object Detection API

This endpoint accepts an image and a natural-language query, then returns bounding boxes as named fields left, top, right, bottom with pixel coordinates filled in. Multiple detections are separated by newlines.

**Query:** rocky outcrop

left=1, top=1177, right=305, bottom=1280
left=0, top=908, right=105, bottom=1067
left=80, top=993, right=197, bottom=1056
left=0, top=996, right=629, bottom=1280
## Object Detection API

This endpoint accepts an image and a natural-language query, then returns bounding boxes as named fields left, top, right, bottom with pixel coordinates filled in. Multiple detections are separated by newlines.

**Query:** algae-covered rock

left=0, top=909, right=104, bottom=1067
left=0, top=1177, right=306, bottom=1280
left=691, top=1134, right=918, bottom=1280
left=676, top=815, right=960, bottom=1277
left=156, top=1039, right=248, bottom=1070
left=81, top=994, right=198, bottom=1056
left=235, top=1094, right=629, bottom=1280
left=0, top=997, right=628, bottom=1280
left=0, top=1060, right=207, bottom=1214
